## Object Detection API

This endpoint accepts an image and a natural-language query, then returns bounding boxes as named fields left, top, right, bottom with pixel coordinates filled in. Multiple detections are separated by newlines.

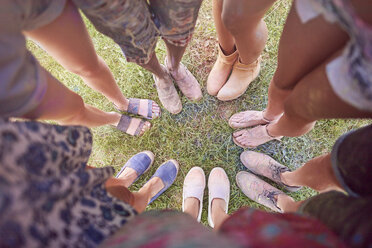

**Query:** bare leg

left=138, top=41, right=189, bottom=84
left=263, top=81, right=291, bottom=121
left=211, top=199, right=229, bottom=230
left=131, top=177, right=164, bottom=213
left=139, top=51, right=183, bottom=114
left=277, top=197, right=304, bottom=213
left=163, top=39, right=203, bottom=101
left=263, top=2, right=349, bottom=120
left=212, top=0, right=235, bottom=55
left=267, top=47, right=372, bottom=139
left=24, top=1, right=131, bottom=111
left=105, top=176, right=164, bottom=213
left=24, top=71, right=120, bottom=127
left=222, top=0, right=276, bottom=64
left=139, top=53, right=169, bottom=81
left=164, top=40, right=187, bottom=72
left=25, top=0, right=160, bottom=117
left=281, top=154, right=343, bottom=193
left=232, top=3, right=364, bottom=146
left=24, top=70, right=150, bottom=135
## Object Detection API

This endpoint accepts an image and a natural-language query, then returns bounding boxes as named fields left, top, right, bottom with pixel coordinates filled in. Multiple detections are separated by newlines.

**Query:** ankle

left=184, top=197, right=200, bottom=220
left=211, top=199, right=228, bottom=230
left=154, top=69, right=168, bottom=80
left=280, top=171, right=295, bottom=187
left=113, top=98, right=130, bottom=112
left=266, top=123, right=280, bottom=138
left=211, top=199, right=225, bottom=221
left=132, top=191, right=149, bottom=213
left=220, top=45, right=236, bottom=56
left=118, top=174, right=136, bottom=188
left=139, top=177, right=163, bottom=199
left=262, top=110, right=281, bottom=122
left=277, top=195, right=298, bottom=212
left=165, top=56, right=179, bottom=72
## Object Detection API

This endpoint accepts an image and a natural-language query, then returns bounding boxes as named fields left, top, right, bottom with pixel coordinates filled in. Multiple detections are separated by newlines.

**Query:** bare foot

left=229, top=110, right=270, bottom=129
left=233, top=125, right=282, bottom=148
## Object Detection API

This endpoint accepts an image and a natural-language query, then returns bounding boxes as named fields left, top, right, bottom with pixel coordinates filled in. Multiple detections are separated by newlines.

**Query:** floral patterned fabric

left=101, top=208, right=346, bottom=248
left=0, top=119, right=136, bottom=248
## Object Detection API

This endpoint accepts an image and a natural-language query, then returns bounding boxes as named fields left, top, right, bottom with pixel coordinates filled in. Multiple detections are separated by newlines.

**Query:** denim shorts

left=74, top=0, right=203, bottom=64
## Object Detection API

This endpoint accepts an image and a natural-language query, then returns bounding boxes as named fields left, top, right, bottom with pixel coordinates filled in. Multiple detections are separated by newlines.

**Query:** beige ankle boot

left=217, top=56, right=261, bottom=101
left=207, top=45, right=238, bottom=96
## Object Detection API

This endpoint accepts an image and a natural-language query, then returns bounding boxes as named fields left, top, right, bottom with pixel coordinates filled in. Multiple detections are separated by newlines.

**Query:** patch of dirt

left=216, top=101, right=238, bottom=120
left=188, top=35, right=218, bottom=81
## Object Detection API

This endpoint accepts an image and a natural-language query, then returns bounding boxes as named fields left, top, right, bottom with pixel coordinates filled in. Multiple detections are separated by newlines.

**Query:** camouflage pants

left=74, top=0, right=203, bottom=64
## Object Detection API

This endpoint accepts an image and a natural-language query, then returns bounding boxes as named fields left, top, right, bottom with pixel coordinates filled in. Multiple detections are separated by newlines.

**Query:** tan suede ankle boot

left=217, top=56, right=261, bottom=101
left=207, top=45, right=238, bottom=96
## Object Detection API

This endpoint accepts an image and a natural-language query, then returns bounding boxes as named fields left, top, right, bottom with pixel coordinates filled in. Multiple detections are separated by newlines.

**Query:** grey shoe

left=240, top=151, right=302, bottom=192
left=165, top=58, right=202, bottom=101
left=236, top=171, right=292, bottom=212
left=153, top=67, right=182, bottom=114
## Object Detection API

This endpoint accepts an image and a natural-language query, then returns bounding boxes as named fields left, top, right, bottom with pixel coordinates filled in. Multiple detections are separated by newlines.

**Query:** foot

left=207, top=45, right=238, bottom=96
left=139, top=176, right=165, bottom=205
left=217, top=57, right=261, bottom=101
left=165, top=58, right=202, bottom=101
left=208, top=167, right=230, bottom=228
left=116, top=151, right=155, bottom=187
left=236, top=171, right=293, bottom=212
left=116, top=115, right=151, bottom=136
left=146, top=160, right=179, bottom=204
left=233, top=124, right=282, bottom=148
left=229, top=110, right=272, bottom=129
left=240, top=151, right=301, bottom=192
left=153, top=66, right=182, bottom=114
left=115, top=99, right=161, bottom=119
left=183, top=167, right=205, bottom=222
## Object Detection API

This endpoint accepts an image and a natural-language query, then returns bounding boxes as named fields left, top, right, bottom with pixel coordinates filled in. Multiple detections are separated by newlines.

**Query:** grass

left=28, top=0, right=370, bottom=224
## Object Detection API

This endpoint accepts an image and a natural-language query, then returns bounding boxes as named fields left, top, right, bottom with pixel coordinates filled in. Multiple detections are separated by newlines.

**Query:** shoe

left=207, top=44, right=238, bottom=96
left=240, top=151, right=302, bottom=192
left=182, top=167, right=205, bottom=222
left=115, top=115, right=151, bottom=136
left=147, top=160, right=179, bottom=204
left=153, top=66, right=182, bottom=114
left=217, top=56, right=261, bottom=101
left=114, top=98, right=161, bottom=119
left=233, top=124, right=282, bottom=148
left=208, top=167, right=230, bottom=228
left=236, top=171, right=291, bottom=213
left=116, top=151, right=155, bottom=186
left=165, top=58, right=202, bottom=101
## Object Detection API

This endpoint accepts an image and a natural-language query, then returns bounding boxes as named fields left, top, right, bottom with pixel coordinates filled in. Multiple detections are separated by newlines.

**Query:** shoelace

left=263, top=189, right=282, bottom=212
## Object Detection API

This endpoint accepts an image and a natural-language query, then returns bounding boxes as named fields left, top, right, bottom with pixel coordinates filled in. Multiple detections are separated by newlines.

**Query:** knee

left=221, top=7, right=261, bottom=35
left=283, top=95, right=316, bottom=130
left=60, top=93, right=86, bottom=124
left=283, top=97, right=306, bottom=121
left=67, top=56, right=103, bottom=78
left=272, top=68, right=299, bottom=90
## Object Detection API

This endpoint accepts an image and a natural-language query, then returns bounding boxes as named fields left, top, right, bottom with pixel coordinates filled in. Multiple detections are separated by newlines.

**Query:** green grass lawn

left=28, top=0, right=370, bottom=224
